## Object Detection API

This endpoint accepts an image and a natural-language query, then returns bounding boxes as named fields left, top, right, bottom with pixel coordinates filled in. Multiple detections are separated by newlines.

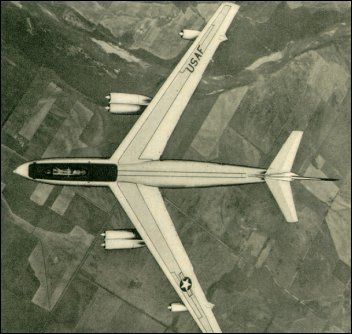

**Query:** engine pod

left=168, top=303, right=188, bottom=312
left=108, top=103, right=141, bottom=114
left=107, top=93, right=151, bottom=105
left=104, top=238, right=145, bottom=250
left=105, top=230, right=138, bottom=240
left=179, top=29, right=200, bottom=40
left=102, top=229, right=145, bottom=249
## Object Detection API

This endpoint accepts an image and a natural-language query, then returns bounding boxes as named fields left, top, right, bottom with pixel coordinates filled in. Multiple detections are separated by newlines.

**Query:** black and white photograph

left=1, top=1, right=351, bottom=332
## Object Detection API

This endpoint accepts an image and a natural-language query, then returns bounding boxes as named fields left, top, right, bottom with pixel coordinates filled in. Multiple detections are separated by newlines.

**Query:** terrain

left=1, top=1, right=351, bottom=333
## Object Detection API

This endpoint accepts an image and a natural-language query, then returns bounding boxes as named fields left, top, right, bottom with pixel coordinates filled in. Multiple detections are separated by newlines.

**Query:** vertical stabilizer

left=265, top=131, right=303, bottom=223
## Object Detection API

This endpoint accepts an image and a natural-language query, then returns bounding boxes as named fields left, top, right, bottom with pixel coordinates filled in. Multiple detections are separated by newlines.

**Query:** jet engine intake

left=101, top=229, right=145, bottom=250
left=179, top=29, right=200, bottom=40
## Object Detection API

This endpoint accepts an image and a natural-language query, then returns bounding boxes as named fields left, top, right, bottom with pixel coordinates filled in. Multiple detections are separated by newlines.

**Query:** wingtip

left=224, top=2, right=240, bottom=10
left=290, top=130, right=304, bottom=137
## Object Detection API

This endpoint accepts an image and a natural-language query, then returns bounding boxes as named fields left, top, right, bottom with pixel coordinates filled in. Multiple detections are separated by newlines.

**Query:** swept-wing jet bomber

left=14, top=3, right=337, bottom=332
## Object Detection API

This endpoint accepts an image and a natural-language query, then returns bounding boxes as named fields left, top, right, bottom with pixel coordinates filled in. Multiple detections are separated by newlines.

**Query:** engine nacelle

left=105, top=93, right=151, bottom=114
left=103, top=239, right=145, bottom=249
left=179, top=29, right=200, bottom=40
left=105, top=104, right=141, bottom=114
left=101, top=229, right=145, bottom=250
left=168, top=303, right=187, bottom=312
left=102, top=230, right=139, bottom=239
left=106, top=93, right=151, bottom=106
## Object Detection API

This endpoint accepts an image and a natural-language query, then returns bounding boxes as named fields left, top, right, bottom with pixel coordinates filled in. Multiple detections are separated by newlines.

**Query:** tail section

left=266, top=178, right=298, bottom=222
left=264, top=131, right=303, bottom=223
left=267, top=131, right=303, bottom=175
left=264, top=131, right=338, bottom=223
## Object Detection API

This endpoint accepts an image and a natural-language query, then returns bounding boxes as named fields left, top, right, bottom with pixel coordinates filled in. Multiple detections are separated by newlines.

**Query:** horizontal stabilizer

left=267, top=131, right=303, bottom=174
left=266, top=179, right=297, bottom=223
left=265, top=131, right=303, bottom=223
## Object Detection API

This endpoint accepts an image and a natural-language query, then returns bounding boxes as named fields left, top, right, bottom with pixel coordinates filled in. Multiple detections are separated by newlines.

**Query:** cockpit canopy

left=30, top=163, right=117, bottom=181
left=45, top=167, right=88, bottom=176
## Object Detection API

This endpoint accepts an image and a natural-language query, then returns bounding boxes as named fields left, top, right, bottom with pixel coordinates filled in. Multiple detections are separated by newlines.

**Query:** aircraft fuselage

left=118, top=160, right=266, bottom=187
left=14, top=159, right=266, bottom=188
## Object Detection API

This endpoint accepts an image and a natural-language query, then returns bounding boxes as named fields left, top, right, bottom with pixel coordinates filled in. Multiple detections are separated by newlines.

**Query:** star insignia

left=180, top=277, right=192, bottom=292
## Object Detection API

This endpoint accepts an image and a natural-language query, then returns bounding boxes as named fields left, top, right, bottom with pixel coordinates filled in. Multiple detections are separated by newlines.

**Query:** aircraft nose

left=13, top=162, right=30, bottom=178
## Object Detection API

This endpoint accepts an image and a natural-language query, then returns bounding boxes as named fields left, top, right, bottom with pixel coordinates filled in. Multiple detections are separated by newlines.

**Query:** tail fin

left=264, top=131, right=338, bottom=223
left=265, top=131, right=303, bottom=223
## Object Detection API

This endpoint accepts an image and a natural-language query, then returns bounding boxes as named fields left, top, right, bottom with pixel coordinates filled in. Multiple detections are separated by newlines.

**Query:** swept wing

left=110, top=183, right=222, bottom=332
left=111, top=3, right=240, bottom=163
left=110, top=4, right=240, bottom=332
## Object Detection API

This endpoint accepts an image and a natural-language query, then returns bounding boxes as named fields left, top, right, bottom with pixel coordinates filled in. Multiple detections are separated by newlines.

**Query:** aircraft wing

left=110, top=183, right=222, bottom=333
left=111, top=3, right=240, bottom=164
